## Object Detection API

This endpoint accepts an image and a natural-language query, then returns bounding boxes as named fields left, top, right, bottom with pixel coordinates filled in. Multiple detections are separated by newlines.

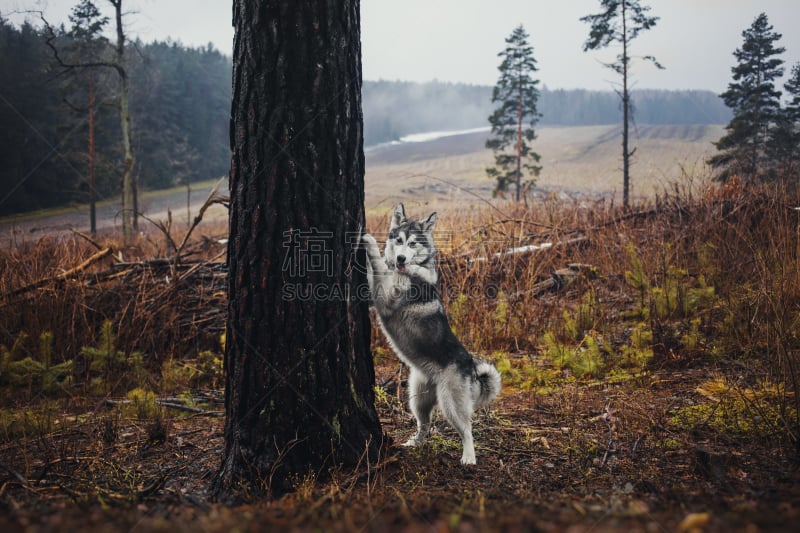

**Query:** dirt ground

left=1, top=358, right=798, bottom=532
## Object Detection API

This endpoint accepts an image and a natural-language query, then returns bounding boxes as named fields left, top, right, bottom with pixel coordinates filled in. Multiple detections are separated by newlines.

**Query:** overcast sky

left=3, top=0, right=800, bottom=92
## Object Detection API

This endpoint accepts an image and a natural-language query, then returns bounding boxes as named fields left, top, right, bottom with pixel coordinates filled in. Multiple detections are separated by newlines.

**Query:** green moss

left=669, top=378, right=795, bottom=438
left=0, top=402, right=60, bottom=440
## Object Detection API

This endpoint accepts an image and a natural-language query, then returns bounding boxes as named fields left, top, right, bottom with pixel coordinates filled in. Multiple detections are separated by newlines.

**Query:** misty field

left=0, top=124, right=722, bottom=238
left=365, top=124, right=724, bottom=209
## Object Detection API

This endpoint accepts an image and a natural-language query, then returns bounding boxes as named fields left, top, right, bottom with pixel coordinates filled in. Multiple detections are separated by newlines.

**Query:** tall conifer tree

left=485, top=25, right=541, bottom=201
left=710, top=13, right=784, bottom=180
left=66, top=0, right=109, bottom=235
left=769, top=63, right=800, bottom=175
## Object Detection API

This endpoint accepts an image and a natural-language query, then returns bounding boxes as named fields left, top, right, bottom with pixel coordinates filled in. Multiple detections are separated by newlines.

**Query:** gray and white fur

left=362, top=203, right=501, bottom=465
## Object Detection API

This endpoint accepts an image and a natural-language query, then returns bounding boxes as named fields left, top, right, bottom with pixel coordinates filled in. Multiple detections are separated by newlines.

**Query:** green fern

left=624, top=244, right=649, bottom=317
left=1, top=332, right=72, bottom=395
left=566, top=335, right=605, bottom=379
left=620, top=322, right=654, bottom=370
left=81, top=321, right=144, bottom=393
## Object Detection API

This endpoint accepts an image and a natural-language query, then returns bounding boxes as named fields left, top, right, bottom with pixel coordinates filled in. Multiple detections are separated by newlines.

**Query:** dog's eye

left=408, top=242, right=417, bottom=248
left=396, top=238, right=403, bottom=245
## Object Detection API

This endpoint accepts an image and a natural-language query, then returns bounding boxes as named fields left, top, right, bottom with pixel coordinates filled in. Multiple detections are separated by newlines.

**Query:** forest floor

left=0, top=359, right=798, bottom=532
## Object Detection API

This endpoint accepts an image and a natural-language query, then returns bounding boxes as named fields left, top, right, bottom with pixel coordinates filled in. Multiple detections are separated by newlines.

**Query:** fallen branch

left=139, top=178, right=228, bottom=264
left=452, top=236, right=589, bottom=265
left=69, top=228, right=105, bottom=251
left=528, top=263, right=597, bottom=297
left=104, top=397, right=222, bottom=416
left=60, top=247, right=114, bottom=278
left=2, top=247, right=113, bottom=300
left=0, top=459, right=33, bottom=490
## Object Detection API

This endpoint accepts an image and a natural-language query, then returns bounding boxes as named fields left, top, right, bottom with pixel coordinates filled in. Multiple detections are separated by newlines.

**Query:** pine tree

left=581, top=0, right=663, bottom=208
left=785, top=64, right=800, bottom=122
left=43, top=0, right=137, bottom=242
left=66, top=0, right=110, bottom=235
left=770, top=62, right=800, bottom=175
left=485, top=25, right=541, bottom=201
left=709, top=13, right=785, bottom=181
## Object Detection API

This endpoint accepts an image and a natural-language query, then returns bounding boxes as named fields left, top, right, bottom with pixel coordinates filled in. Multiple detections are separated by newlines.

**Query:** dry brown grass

left=1, top=179, right=800, bottom=531
left=0, top=220, right=229, bottom=393
left=367, top=179, right=800, bottom=440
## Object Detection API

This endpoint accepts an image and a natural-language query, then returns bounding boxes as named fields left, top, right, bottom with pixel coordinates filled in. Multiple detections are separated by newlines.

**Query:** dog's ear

left=422, top=212, right=438, bottom=232
left=389, top=203, right=407, bottom=230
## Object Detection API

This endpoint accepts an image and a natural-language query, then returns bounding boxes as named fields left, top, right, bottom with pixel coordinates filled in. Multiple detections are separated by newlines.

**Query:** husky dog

left=361, top=204, right=501, bottom=465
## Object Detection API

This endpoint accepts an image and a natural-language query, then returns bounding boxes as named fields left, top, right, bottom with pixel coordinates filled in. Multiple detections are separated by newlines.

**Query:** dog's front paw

left=401, top=436, right=421, bottom=447
left=360, top=233, right=377, bottom=247
left=460, top=443, right=476, bottom=465
left=460, top=450, right=476, bottom=465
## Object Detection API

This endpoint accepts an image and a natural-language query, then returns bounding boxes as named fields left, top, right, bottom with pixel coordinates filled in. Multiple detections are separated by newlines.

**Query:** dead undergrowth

left=1, top=180, right=800, bottom=531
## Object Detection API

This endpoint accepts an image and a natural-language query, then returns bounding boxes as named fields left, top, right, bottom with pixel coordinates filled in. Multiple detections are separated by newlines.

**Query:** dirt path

left=0, top=183, right=227, bottom=244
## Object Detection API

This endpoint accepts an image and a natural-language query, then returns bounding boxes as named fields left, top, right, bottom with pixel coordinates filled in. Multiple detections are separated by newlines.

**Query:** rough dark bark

left=212, top=0, right=383, bottom=500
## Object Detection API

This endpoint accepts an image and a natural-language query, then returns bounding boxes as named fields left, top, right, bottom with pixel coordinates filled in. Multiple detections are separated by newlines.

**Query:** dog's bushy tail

left=475, top=360, right=502, bottom=407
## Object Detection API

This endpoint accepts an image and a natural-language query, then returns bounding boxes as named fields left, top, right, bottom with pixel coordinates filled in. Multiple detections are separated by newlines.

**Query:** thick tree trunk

left=212, top=0, right=383, bottom=500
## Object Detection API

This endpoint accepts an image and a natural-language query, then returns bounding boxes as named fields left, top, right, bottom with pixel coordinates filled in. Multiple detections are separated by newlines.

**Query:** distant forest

left=363, top=80, right=732, bottom=145
left=0, top=19, right=730, bottom=216
left=0, top=20, right=230, bottom=216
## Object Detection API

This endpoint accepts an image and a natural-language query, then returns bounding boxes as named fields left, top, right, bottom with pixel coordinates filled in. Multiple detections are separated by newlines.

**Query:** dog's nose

left=396, top=255, right=406, bottom=265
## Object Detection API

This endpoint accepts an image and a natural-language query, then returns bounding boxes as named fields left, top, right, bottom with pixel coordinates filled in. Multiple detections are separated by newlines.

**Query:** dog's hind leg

left=437, top=375, right=477, bottom=465
left=403, top=368, right=436, bottom=447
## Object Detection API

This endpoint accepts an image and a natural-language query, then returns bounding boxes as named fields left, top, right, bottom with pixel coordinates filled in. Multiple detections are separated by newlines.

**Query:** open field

left=0, top=124, right=722, bottom=240
left=364, top=124, right=724, bottom=210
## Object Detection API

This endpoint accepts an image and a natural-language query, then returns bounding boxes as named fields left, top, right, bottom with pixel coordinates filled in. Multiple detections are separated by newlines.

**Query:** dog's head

left=384, top=203, right=438, bottom=273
